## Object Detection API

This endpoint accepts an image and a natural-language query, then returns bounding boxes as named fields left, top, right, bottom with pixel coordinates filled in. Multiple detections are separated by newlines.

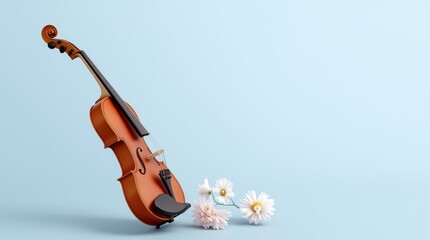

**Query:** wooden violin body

left=91, top=97, right=186, bottom=225
left=42, top=25, right=190, bottom=227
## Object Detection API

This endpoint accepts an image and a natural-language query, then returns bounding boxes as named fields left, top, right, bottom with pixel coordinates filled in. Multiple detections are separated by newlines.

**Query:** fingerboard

left=79, top=51, right=149, bottom=137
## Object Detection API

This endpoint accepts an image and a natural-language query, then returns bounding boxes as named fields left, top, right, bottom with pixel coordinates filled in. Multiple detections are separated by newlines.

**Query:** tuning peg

left=59, top=45, right=66, bottom=53
left=67, top=49, right=74, bottom=56
left=47, top=41, right=56, bottom=49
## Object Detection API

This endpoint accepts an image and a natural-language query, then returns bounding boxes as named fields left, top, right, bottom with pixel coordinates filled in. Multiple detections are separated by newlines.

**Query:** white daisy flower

left=193, top=199, right=231, bottom=230
left=213, top=178, right=235, bottom=204
left=197, top=178, right=212, bottom=198
left=240, top=190, right=275, bottom=225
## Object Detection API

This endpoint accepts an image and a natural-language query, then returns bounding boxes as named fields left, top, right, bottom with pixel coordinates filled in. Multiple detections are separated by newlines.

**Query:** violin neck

left=78, top=51, right=150, bottom=137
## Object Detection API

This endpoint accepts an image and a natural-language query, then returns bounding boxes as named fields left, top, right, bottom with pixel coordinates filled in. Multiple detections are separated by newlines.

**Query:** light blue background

left=0, top=1, right=429, bottom=239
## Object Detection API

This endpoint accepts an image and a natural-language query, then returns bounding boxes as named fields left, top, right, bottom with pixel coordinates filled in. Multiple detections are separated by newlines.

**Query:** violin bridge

left=146, top=149, right=164, bottom=161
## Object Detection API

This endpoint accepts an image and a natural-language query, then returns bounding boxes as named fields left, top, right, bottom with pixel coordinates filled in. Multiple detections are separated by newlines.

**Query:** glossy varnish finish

left=90, top=98, right=186, bottom=225
left=41, top=25, right=189, bottom=226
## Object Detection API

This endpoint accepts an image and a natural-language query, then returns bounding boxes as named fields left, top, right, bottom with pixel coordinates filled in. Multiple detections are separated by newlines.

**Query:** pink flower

left=193, top=199, right=231, bottom=230
left=197, top=178, right=212, bottom=198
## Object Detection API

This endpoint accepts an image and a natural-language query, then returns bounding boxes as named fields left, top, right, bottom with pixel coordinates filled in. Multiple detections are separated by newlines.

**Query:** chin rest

left=153, top=194, right=191, bottom=217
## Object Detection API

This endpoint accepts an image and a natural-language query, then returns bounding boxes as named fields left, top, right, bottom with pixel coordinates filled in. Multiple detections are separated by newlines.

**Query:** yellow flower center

left=251, top=202, right=262, bottom=214
left=220, top=189, right=227, bottom=196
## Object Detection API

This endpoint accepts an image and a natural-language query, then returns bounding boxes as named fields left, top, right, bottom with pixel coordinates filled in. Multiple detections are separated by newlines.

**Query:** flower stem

left=210, top=192, right=240, bottom=209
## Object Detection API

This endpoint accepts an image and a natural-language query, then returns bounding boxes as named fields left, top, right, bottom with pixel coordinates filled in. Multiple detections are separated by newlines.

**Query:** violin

left=41, top=25, right=190, bottom=228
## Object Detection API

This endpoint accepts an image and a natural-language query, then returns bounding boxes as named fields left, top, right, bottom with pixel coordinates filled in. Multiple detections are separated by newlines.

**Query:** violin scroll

left=41, top=25, right=80, bottom=60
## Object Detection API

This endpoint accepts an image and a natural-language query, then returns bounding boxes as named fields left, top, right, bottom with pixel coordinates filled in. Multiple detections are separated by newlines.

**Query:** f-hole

left=136, top=147, right=146, bottom=175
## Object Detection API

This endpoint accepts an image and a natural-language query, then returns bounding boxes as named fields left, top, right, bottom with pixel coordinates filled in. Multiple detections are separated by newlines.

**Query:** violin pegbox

left=41, top=25, right=80, bottom=59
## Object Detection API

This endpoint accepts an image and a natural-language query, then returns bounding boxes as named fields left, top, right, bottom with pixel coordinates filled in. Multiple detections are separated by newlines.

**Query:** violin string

left=148, top=135, right=166, bottom=164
